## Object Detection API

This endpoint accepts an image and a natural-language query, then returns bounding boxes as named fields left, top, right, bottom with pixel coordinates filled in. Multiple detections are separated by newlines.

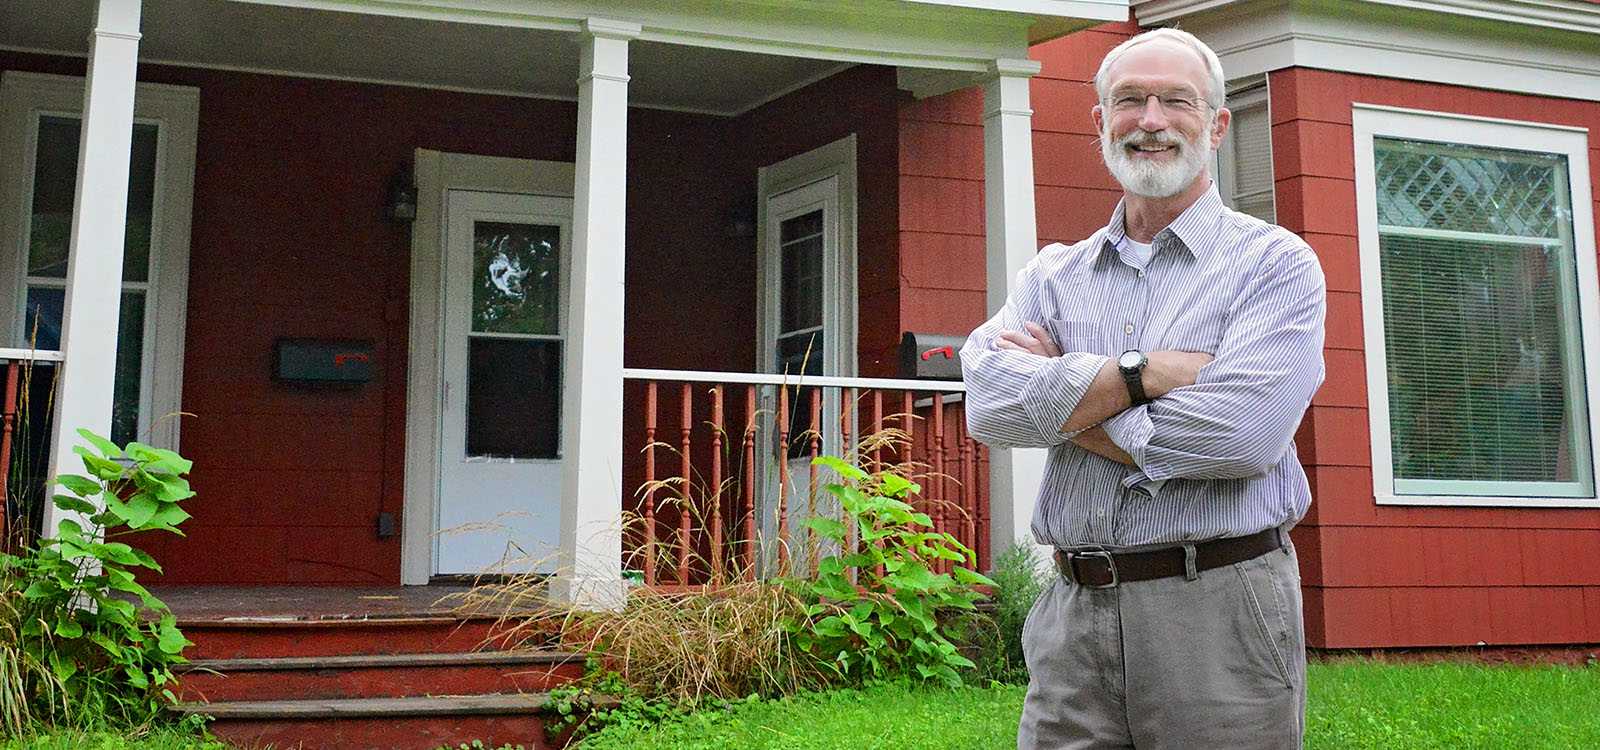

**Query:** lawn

left=579, top=659, right=1600, bottom=749
left=5, top=660, right=1595, bottom=749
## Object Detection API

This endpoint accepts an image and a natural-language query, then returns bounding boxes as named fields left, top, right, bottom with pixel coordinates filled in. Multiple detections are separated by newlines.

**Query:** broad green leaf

left=22, top=580, right=58, bottom=599
left=89, top=632, right=123, bottom=657
left=952, top=567, right=997, bottom=587
left=50, top=494, right=97, bottom=515
left=73, top=447, right=126, bottom=481
left=848, top=601, right=874, bottom=622
left=102, top=492, right=136, bottom=523
left=125, top=495, right=159, bottom=528
left=802, top=517, right=847, bottom=543
left=128, top=548, right=163, bottom=572
left=57, top=474, right=102, bottom=497
left=150, top=504, right=191, bottom=527
left=146, top=447, right=193, bottom=475
left=813, top=615, right=848, bottom=638
left=154, top=477, right=196, bottom=503
left=125, top=665, right=149, bottom=689
left=55, top=518, right=85, bottom=540
left=92, top=542, right=142, bottom=566
left=879, top=473, right=918, bottom=497
left=53, top=617, right=83, bottom=638
left=811, top=455, right=868, bottom=481
left=49, top=654, right=77, bottom=682
left=76, top=428, right=123, bottom=459
left=158, top=621, right=189, bottom=655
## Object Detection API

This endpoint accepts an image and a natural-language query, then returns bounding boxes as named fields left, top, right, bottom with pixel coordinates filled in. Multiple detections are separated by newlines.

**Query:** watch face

left=1118, top=350, right=1144, bottom=369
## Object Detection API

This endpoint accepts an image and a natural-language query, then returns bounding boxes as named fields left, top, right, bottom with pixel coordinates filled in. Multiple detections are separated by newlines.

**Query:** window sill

left=1375, top=494, right=1600, bottom=509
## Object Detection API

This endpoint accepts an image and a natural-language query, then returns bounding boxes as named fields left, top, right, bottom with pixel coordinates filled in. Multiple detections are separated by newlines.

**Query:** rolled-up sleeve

left=960, top=257, right=1110, bottom=449
left=1102, top=244, right=1326, bottom=482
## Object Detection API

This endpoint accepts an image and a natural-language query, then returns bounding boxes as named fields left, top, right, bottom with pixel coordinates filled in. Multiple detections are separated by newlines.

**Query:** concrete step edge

left=175, top=692, right=618, bottom=720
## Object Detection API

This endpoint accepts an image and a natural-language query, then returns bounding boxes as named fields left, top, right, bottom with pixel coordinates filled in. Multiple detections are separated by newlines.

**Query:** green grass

left=0, top=728, right=227, bottom=750
left=578, top=659, right=1600, bottom=749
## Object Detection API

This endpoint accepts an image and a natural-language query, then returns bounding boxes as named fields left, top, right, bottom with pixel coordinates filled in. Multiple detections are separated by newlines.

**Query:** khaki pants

left=1018, top=541, right=1306, bottom=750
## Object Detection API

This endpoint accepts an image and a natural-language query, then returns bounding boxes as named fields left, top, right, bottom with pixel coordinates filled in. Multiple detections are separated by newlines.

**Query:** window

left=0, top=72, right=198, bottom=449
left=1353, top=105, right=1600, bottom=506
left=1216, top=80, right=1275, bottom=222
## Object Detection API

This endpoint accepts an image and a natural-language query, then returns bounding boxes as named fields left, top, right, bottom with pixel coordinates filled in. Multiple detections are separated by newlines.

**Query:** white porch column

left=550, top=18, right=640, bottom=610
left=43, top=0, right=141, bottom=534
left=981, top=58, right=1052, bottom=567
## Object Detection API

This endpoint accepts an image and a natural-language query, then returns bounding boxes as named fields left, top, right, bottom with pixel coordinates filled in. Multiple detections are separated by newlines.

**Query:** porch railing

left=621, top=368, right=987, bottom=587
left=0, top=348, right=63, bottom=553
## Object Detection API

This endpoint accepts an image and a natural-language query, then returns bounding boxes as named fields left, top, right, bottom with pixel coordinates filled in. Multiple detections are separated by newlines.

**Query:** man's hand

left=995, top=322, right=1061, bottom=358
left=1143, top=351, right=1214, bottom=398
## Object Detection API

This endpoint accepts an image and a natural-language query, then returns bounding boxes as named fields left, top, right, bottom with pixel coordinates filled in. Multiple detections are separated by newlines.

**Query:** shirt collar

left=1100, top=182, right=1226, bottom=262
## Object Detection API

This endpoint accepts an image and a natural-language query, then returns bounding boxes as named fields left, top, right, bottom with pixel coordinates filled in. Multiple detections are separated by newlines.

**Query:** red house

left=3, top=0, right=1599, bottom=687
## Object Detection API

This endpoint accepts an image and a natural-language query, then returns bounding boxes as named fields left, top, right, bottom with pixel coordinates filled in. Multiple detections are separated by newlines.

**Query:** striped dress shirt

left=961, top=185, right=1326, bottom=549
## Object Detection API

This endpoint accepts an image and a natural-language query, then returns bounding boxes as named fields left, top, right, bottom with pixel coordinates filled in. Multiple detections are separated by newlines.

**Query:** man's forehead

left=1102, top=40, right=1209, bottom=92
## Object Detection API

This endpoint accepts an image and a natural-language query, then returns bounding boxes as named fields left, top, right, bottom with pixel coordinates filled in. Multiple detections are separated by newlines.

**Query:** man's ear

left=1091, top=104, right=1105, bottom=135
left=1210, top=107, right=1232, bottom=150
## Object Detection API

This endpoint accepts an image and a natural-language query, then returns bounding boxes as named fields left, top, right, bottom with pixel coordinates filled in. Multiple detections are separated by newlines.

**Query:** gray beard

left=1100, top=127, right=1214, bottom=199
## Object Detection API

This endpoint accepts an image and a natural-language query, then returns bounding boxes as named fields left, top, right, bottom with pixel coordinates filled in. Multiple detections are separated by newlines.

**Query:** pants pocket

left=1234, top=558, right=1294, bottom=689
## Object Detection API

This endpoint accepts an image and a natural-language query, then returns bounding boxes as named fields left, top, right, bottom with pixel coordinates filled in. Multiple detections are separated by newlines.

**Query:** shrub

left=978, top=541, right=1049, bottom=685
left=780, top=456, right=994, bottom=687
left=0, top=429, right=196, bottom=728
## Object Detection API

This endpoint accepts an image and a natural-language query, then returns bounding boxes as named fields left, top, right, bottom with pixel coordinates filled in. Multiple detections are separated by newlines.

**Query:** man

left=960, top=28, right=1326, bottom=750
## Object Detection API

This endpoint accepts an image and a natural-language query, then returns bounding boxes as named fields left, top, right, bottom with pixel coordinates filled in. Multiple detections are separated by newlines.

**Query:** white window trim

left=402, top=148, right=575, bottom=585
left=755, top=134, right=859, bottom=378
left=0, top=71, right=197, bottom=451
left=1352, top=103, right=1600, bottom=508
left=1215, top=77, right=1275, bottom=221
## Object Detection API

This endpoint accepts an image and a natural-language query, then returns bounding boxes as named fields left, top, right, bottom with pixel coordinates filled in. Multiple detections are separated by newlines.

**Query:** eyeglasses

left=1105, top=91, right=1212, bottom=116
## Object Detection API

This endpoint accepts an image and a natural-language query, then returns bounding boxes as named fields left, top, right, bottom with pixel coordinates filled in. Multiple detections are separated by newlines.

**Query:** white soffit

left=3, top=0, right=871, bottom=115
left=1134, top=0, right=1600, bottom=102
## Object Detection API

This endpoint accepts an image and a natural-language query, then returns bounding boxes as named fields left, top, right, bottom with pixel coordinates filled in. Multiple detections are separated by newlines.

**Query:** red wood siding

left=1272, top=67, right=1600, bottom=648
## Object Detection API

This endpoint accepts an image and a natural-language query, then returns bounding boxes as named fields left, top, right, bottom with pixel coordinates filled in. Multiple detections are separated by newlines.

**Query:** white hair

left=1093, top=28, right=1227, bottom=110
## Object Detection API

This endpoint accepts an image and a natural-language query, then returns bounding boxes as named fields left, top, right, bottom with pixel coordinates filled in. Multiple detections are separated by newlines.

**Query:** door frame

left=402, top=149, right=575, bottom=585
left=754, top=134, right=859, bottom=378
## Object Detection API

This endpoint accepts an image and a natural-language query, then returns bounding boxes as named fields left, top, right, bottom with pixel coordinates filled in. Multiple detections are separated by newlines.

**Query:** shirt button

left=1123, top=323, right=1135, bottom=335
left=1096, top=509, right=1106, bottom=518
left=1137, top=269, right=1146, bottom=278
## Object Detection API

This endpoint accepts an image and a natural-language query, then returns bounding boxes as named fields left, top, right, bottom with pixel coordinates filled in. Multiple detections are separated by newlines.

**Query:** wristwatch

left=1117, top=349, right=1150, bottom=406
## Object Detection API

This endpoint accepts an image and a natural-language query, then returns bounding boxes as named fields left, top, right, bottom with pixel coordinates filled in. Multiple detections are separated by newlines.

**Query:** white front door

left=436, top=190, right=572, bottom=575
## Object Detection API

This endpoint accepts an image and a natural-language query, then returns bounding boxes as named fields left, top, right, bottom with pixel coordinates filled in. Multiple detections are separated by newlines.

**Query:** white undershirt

left=1125, top=237, right=1155, bottom=269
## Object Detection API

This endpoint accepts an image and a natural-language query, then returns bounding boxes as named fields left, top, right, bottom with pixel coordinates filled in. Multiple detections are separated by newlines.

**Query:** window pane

left=466, top=338, right=560, bottom=459
left=1376, top=139, right=1565, bottom=238
left=113, top=291, right=144, bottom=446
left=777, top=331, right=823, bottom=378
left=29, top=116, right=156, bottom=282
left=22, top=286, right=64, bottom=351
left=472, top=221, right=560, bottom=335
left=1376, top=139, right=1588, bottom=492
left=779, top=210, right=824, bottom=334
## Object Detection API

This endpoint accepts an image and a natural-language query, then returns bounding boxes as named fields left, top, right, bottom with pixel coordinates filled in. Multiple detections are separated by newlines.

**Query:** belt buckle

left=1069, top=549, right=1119, bottom=589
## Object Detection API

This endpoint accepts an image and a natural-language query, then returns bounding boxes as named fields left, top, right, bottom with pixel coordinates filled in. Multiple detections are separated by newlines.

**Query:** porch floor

left=151, top=585, right=547, bottom=622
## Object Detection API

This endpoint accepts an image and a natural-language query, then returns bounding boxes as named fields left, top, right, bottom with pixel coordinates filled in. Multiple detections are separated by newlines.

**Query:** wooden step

left=180, top=616, right=549, bottom=660
left=174, top=650, right=585, bottom=703
left=179, top=694, right=587, bottom=750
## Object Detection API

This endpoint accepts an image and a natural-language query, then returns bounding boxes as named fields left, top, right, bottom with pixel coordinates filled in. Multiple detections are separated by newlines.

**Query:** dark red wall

left=1272, top=67, right=1600, bottom=648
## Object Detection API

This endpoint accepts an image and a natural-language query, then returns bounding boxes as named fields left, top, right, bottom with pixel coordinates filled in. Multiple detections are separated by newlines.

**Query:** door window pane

left=1374, top=138, right=1589, bottom=494
left=466, top=339, right=560, bottom=459
left=22, top=286, right=63, bottom=350
left=779, top=210, right=824, bottom=334
left=29, top=116, right=157, bottom=282
left=472, top=221, right=560, bottom=335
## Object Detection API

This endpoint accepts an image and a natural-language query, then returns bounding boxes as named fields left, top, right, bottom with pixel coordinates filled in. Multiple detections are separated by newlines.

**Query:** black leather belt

left=1054, top=528, right=1282, bottom=588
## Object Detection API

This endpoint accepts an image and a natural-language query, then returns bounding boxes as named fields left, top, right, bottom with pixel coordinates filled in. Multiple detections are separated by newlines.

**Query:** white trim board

left=1142, top=0, right=1600, bottom=102
left=0, top=71, right=197, bottom=451
left=1350, top=104, right=1600, bottom=509
left=402, top=149, right=576, bottom=585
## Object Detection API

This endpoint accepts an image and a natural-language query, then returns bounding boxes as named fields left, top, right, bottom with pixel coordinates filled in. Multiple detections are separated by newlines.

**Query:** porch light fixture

left=385, top=170, right=417, bottom=223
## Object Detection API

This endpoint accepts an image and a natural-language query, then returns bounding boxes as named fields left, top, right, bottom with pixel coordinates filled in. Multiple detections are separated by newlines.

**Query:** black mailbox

left=900, top=332, right=965, bottom=380
left=275, top=338, right=375, bottom=384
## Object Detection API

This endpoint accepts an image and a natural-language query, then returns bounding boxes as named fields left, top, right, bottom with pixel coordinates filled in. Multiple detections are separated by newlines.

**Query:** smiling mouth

left=1127, top=143, right=1176, bottom=155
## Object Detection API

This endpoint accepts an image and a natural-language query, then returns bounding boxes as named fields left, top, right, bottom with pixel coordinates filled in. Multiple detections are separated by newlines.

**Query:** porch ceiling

left=4, top=0, right=855, bottom=116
